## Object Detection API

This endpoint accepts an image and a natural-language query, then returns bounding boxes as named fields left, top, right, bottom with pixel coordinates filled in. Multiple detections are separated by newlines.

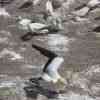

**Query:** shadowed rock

left=18, top=1, right=33, bottom=9
left=92, top=26, right=100, bottom=32
left=24, top=78, right=59, bottom=99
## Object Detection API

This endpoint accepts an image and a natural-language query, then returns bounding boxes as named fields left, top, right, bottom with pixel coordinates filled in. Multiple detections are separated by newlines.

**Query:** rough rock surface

left=0, top=0, right=100, bottom=100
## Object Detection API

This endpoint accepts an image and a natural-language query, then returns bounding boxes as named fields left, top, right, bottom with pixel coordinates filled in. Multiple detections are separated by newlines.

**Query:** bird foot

left=54, top=78, right=67, bottom=93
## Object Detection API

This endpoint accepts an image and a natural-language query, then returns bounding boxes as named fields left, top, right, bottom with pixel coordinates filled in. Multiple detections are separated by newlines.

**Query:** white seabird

left=32, top=44, right=67, bottom=85
left=42, top=57, right=67, bottom=84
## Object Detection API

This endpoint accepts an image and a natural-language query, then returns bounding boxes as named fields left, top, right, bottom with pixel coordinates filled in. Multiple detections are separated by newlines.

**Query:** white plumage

left=42, top=57, right=67, bottom=84
left=46, top=57, right=64, bottom=72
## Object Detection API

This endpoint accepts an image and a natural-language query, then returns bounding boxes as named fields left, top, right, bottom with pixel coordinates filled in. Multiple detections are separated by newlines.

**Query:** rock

left=46, top=0, right=53, bottom=15
left=92, top=26, right=100, bottom=32
left=18, top=18, right=32, bottom=30
left=0, top=8, right=11, bottom=18
left=0, top=77, right=27, bottom=100
left=0, top=30, right=12, bottom=37
left=89, top=8, right=100, bottom=18
left=62, top=0, right=75, bottom=9
left=87, top=0, right=100, bottom=7
left=58, top=92, right=95, bottom=100
left=0, top=0, right=14, bottom=6
left=74, top=16, right=89, bottom=22
left=0, top=37, right=8, bottom=44
left=90, top=83, right=100, bottom=96
left=51, top=0, right=63, bottom=9
left=28, top=23, right=49, bottom=33
left=72, top=6, right=90, bottom=17
left=33, top=0, right=41, bottom=5
left=18, top=0, right=33, bottom=9
left=18, top=18, right=49, bottom=33
left=0, top=48, right=23, bottom=60
left=37, top=94, right=48, bottom=100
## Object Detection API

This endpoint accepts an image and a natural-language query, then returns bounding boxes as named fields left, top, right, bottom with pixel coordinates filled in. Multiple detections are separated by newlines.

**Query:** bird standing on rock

left=31, top=44, right=67, bottom=86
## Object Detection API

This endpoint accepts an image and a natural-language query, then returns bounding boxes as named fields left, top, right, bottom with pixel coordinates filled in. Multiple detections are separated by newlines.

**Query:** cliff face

left=0, top=0, right=100, bottom=100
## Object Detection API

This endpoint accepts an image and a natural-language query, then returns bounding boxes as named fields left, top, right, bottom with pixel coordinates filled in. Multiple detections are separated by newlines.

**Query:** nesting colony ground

left=0, top=0, right=100, bottom=100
